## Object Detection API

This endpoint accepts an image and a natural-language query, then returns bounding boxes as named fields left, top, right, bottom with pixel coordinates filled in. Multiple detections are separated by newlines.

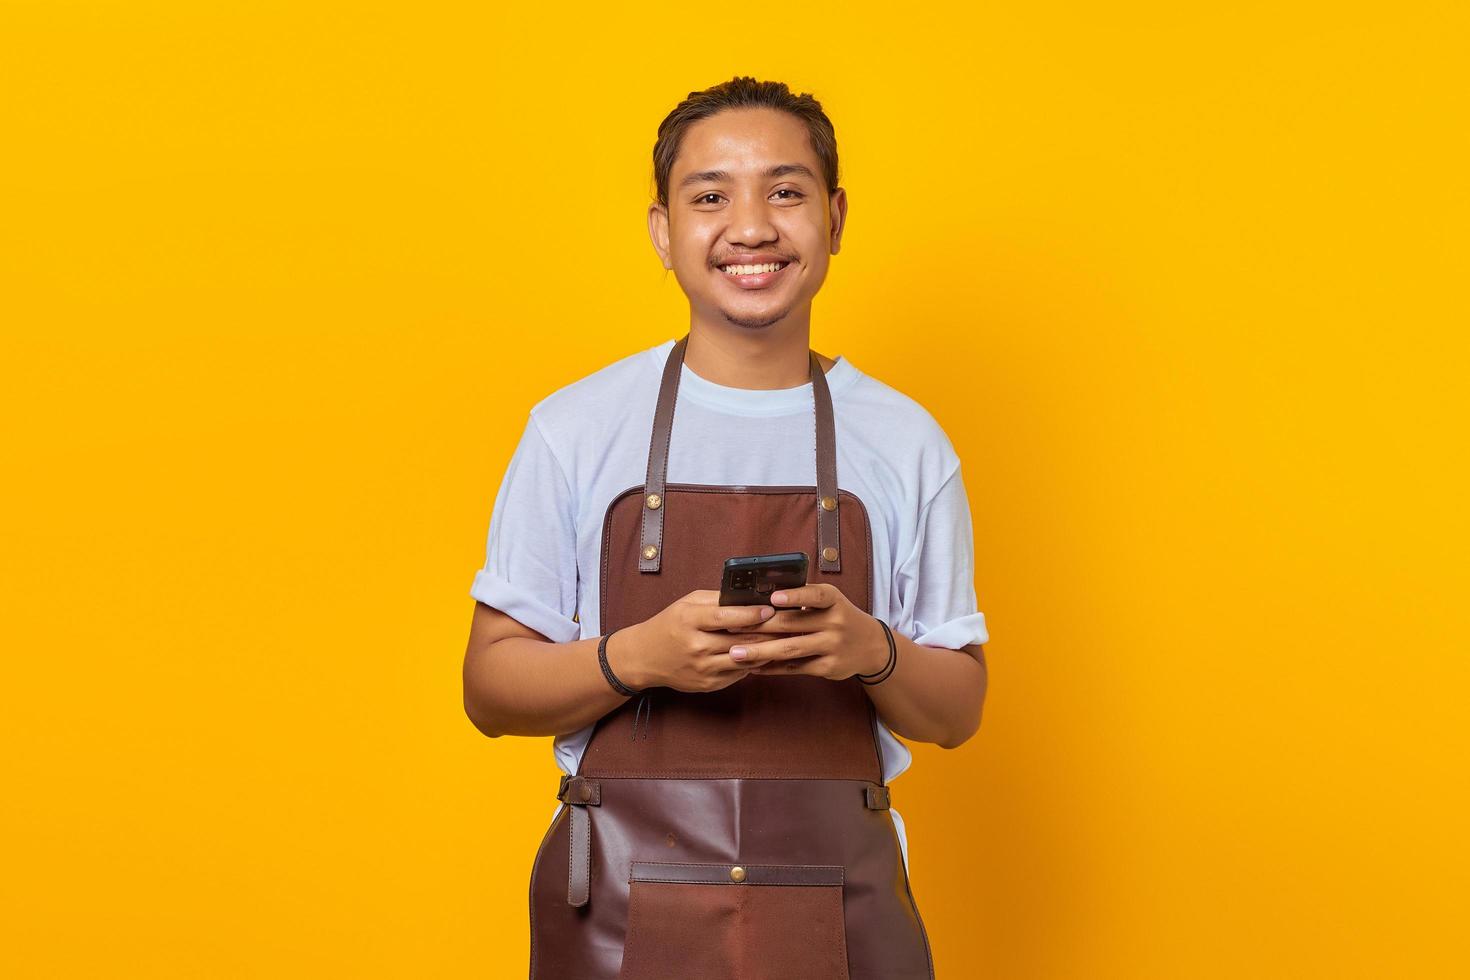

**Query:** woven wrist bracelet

left=858, top=619, right=898, bottom=685
left=598, top=627, right=641, bottom=696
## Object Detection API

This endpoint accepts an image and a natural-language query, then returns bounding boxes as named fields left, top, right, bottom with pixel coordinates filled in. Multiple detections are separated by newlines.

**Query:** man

left=464, top=76, right=988, bottom=978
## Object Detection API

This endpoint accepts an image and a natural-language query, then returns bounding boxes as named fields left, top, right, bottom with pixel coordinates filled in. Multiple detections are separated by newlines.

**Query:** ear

left=828, top=186, right=848, bottom=255
left=647, top=202, right=673, bottom=269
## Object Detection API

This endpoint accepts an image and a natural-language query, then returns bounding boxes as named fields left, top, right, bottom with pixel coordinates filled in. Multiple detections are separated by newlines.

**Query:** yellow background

left=3, top=2, right=1466, bottom=977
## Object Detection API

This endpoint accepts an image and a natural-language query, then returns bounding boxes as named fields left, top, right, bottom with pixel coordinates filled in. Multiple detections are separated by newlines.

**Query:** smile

left=716, top=261, right=792, bottom=290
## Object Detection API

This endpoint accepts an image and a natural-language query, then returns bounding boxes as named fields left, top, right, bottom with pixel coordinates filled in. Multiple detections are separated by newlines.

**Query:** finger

left=717, top=614, right=799, bottom=637
left=745, top=604, right=826, bottom=630
left=730, top=617, right=820, bottom=636
left=707, top=603, right=776, bottom=630
left=768, top=584, right=836, bottom=610
left=720, top=629, right=799, bottom=642
left=751, top=655, right=824, bottom=675
left=727, top=634, right=820, bottom=664
left=734, top=649, right=805, bottom=669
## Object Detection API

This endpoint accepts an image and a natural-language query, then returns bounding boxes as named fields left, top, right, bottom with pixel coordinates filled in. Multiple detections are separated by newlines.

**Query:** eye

left=692, top=189, right=804, bottom=205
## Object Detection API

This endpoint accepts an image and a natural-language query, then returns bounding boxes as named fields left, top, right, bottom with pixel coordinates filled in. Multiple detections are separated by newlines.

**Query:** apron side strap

left=567, top=806, right=592, bottom=907
left=556, top=776, right=602, bottom=906
left=865, top=783, right=891, bottom=810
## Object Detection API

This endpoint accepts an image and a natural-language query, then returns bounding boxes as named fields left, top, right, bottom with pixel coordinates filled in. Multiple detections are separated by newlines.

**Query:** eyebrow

left=677, top=163, right=818, bottom=189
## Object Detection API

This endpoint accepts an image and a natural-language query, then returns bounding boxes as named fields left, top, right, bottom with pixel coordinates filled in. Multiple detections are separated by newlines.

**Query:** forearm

left=861, top=631, right=987, bottom=749
left=464, top=626, right=643, bottom=738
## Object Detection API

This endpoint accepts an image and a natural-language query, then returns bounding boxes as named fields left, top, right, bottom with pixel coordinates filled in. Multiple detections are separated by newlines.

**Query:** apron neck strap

left=638, top=332, right=843, bottom=574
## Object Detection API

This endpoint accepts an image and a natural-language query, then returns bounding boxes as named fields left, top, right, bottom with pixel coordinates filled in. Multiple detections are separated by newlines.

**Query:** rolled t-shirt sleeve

left=891, top=462, right=990, bottom=650
left=469, top=412, right=582, bottom=644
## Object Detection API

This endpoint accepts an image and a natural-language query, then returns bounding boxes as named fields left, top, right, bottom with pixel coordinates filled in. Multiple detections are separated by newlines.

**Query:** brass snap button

left=578, top=782, right=592, bottom=802
left=642, top=544, right=658, bottom=560
left=645, top=493, right=661, bottom=509
left=819, top=495, right=837, bottom=511
left=821, top=546, right=838, bottom=561
left=729, top=865, right=746, bottom=883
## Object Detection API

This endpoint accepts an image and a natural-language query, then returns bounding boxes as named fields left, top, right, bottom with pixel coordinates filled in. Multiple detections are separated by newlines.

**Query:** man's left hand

left=724, top=583, right=889, bottom=680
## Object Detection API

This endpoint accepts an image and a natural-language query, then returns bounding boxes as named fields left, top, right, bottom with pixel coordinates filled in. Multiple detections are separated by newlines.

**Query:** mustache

left=709, top=255, right=796, bottom=265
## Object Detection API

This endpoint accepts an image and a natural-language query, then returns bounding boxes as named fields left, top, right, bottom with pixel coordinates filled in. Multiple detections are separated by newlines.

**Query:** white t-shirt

left=471, top=337, right=989, bottom=874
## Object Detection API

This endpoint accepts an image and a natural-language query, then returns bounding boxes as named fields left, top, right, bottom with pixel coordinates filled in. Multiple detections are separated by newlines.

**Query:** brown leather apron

left=528, top=334, right=935, bottom=978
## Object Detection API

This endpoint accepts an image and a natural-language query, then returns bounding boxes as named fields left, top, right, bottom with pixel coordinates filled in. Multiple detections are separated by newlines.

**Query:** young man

left=464, top=76, right=988, bottom=978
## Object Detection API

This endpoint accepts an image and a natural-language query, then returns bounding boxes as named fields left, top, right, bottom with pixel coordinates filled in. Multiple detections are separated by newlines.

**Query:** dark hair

left=652, top=76, right=840, bottom=208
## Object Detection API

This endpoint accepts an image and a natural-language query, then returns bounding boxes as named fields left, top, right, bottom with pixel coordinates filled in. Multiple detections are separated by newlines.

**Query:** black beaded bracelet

left=858, top=619, right=898, bottom=685
left=598, top=627, right=641, bottom=696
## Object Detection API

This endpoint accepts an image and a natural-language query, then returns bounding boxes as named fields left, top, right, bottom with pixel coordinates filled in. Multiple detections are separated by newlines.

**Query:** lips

left=714, top=260, right=793, bottom=291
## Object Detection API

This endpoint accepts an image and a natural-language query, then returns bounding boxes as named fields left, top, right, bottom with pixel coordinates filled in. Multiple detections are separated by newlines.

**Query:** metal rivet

left=645, top=493, right=661, bottom=509
left=821, top=546, right=838, bottom=562
left=819, top=495, right=837, bottom=511
left=729, top=865, right=746, bottom=883
left=642, top=544, right=658, bottom=560
left=579, top=783, right=592, bottom=802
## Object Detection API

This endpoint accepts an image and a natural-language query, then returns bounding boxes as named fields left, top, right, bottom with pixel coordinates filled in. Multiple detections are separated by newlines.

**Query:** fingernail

left=759, top=606, right=774, bottom=619
left=730, top=647, right=747, bottom=660
left=771, top=592, right=787, bottom=603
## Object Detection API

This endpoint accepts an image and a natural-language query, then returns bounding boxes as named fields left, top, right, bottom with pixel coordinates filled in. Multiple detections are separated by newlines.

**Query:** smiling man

left=655, top=116, right=825, bottom=332
left=463, top=76, right=990, bottom=978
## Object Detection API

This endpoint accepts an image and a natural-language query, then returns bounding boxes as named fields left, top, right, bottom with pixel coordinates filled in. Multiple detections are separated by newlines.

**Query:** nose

left=726, top=189, right=779, bottom=247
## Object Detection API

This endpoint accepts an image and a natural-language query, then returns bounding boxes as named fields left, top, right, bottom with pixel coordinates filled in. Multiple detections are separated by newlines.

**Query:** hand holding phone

left=718, top=551, right=809, bottom=606
left=613, top=553, right=809, bottom=693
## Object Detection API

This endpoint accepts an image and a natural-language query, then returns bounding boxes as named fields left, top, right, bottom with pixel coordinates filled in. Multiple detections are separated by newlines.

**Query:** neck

left=681, top=322, right=835, bottom=390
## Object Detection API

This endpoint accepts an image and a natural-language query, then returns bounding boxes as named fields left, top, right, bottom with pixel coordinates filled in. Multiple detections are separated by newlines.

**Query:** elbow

left=463, top=691, right=505, bottom=739
left=937, top=720, right=979, bottom=751
left=462, top=646, right=506, bottom=739
left=938, top=705, right=985, bottom=749
left=464, top=702, right=505, bottom=740
left=938, top=651, right=988, bottom=750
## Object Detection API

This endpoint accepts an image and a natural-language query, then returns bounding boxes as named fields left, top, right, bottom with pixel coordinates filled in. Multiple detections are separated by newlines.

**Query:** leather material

left=528, top=337, right=934, bottom=978
left=557, top=775, right=603, bottom=906
left=630, top=861, right=845, bottom=887
left=622, top=851, right=850, bottom=978
left=530, top=779, right=933, bottom=979
left=557, top=774, right=602, bottom=806
left=810, top=341, right=842, bottom=572
left=636, top=332, right=687, bottom=573
left=567, top=805, right=591, bottom=907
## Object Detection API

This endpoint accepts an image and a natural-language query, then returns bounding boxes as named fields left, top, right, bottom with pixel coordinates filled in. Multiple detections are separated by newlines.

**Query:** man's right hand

left=608, top=590, right=780, bottom=694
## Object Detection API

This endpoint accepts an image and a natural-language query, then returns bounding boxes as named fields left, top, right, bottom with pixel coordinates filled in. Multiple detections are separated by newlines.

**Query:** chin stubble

left=720, top=308, right=790, bottom=329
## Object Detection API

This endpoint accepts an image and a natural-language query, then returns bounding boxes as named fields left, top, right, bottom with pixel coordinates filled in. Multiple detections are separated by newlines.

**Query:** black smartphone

left=718, top=551, right=809, bottom=606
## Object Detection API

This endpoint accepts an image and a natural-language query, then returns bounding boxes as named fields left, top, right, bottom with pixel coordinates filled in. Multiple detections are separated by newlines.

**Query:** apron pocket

left=618, top=861, right=849, bottom=980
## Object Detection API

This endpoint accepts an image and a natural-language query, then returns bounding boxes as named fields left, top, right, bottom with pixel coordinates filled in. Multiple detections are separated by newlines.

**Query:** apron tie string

left=630, top=691, right=653, bottom=741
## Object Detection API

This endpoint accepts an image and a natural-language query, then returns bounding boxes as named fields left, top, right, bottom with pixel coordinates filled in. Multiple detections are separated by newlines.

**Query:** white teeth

left=720, top=262, right=786, bottom=276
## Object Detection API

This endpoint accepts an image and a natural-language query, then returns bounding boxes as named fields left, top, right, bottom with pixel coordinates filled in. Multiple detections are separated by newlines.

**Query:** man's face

left=649, top=107, right=846, bottom=332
